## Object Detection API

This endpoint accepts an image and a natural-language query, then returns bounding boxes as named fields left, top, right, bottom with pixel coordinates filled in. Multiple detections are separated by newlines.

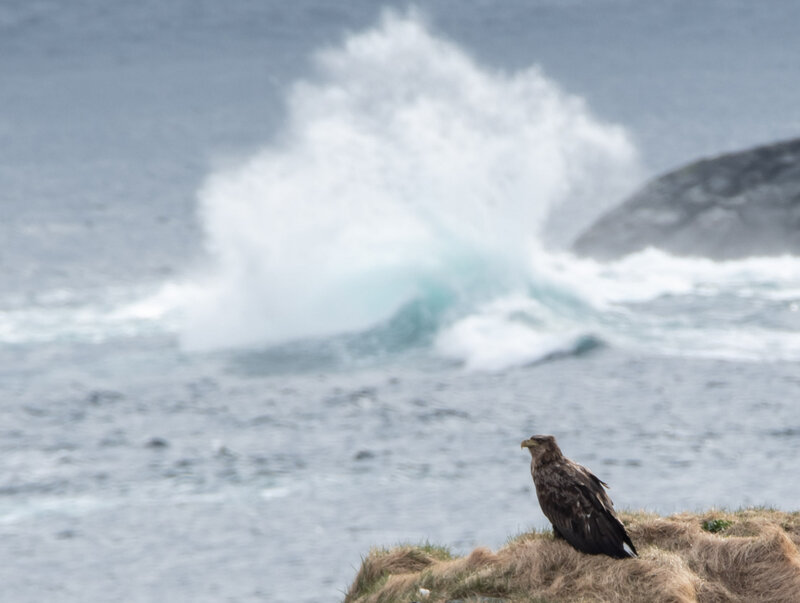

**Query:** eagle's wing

left=534, top=462, right=637, bottom=558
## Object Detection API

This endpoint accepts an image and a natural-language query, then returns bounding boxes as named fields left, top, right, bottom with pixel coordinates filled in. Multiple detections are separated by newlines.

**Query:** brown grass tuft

left=344, top=509, right=800, bottom=603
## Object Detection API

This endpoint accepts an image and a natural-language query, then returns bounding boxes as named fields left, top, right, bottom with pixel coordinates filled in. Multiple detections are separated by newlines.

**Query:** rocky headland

left=573, top=138, right=800, bottom=260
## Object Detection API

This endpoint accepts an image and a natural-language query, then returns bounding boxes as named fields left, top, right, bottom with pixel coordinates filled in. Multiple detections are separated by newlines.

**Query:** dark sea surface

left=3, top=2, right=800, bottom=601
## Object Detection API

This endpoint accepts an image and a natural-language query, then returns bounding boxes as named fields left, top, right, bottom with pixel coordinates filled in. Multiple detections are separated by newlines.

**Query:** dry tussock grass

left=344, top=509, right=800, bottom=603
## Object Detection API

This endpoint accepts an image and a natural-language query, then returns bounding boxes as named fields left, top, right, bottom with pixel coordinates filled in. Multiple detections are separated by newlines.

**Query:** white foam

left=171, top=11, right=640, bottom=351
left=434, top=245, right=800, bottom=370
left=536, top=248, right=800, bottom=307
left=434, top=294, right=592, bottom=371
left=0, top=285, right=169, bottom=345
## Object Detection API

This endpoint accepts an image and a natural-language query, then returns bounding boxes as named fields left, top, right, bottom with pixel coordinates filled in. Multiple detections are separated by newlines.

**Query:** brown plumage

left=521, top=434, right=637, bottom=559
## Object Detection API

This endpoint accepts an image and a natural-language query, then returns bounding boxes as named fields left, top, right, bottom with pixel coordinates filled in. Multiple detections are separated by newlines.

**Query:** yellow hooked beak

left=520, top=438, right=537, bottom=449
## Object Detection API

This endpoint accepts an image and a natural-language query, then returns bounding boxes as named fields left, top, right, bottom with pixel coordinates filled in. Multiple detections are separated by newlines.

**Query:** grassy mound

left=344, top=509, right=800, bottom=602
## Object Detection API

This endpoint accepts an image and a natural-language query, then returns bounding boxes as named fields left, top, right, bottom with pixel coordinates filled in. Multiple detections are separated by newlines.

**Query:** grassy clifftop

left=345, top=509, right=800, bottom=603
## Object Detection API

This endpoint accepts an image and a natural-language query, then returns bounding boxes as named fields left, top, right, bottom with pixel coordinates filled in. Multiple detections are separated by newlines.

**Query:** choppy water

left=3, top=2, right=800, bottom=602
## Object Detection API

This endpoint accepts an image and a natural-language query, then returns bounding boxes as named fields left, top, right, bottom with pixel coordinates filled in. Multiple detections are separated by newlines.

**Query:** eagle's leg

left=551, top=525, right=565, bottom=540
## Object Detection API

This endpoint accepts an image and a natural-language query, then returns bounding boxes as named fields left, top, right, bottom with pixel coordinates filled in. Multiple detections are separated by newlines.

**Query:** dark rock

left=145, top=437, right=170, bottom=449
left=573, top=137, right=800, bottom=259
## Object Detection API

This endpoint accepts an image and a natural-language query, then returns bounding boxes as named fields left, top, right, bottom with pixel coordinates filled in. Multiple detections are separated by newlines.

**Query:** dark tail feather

left=622, top=531, right=638, bottom=558
left=612, top=515, right=637, bottom=558
left=603, top=512, right=637, bottom=558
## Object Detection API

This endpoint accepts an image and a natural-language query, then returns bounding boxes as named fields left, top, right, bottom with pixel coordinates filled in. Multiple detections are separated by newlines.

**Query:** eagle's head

left=520, top=434, right=561, bottom=461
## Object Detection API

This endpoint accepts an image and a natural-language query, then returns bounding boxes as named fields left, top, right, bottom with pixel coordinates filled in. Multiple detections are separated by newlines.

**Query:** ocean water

left=3, top=2, right=800, bottom=601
